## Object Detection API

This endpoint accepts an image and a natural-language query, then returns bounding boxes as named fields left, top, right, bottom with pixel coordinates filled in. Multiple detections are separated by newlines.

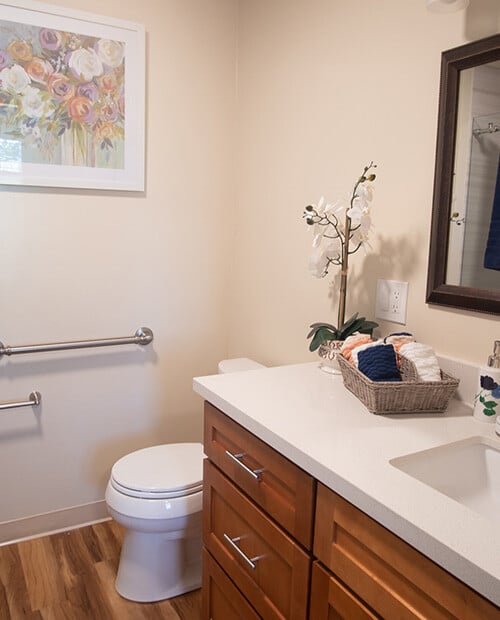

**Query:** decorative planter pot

left=317, top=340, right=343, bottom=374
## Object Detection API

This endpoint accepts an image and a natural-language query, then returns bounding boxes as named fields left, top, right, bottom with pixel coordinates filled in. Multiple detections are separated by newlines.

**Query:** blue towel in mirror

left=484, top=154, right=500, bottom=271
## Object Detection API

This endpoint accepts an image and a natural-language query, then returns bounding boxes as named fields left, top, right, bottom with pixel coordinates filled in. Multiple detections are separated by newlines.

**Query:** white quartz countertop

left=193, top=362, right=500, bottom=607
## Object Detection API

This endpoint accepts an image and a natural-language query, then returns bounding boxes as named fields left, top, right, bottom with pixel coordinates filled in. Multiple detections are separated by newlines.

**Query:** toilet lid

left=110, top=443, right=204, bottom=499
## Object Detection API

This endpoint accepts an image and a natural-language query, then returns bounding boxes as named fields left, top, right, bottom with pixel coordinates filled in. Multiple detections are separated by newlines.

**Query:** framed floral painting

left=0, top=0, right=145, bottom=190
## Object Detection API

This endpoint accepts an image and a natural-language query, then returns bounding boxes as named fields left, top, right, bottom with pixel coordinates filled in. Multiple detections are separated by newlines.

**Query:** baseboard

left=0, top=500, right=109, bottom=546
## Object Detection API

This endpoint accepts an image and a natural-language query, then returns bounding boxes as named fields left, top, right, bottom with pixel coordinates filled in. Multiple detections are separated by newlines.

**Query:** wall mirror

left=427, top=34, right=500, bottom=314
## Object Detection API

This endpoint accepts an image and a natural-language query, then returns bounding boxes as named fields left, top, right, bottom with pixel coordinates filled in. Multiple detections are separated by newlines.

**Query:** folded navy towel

left=358, top=344, right=401, bottom=382
left=484, top=154, right=500, bottom=271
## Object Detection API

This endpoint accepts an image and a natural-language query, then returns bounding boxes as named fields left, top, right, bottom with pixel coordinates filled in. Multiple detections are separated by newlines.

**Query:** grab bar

left=0, top=391, right=41, bottom=410
left=0, top=327, right=153, bottom=358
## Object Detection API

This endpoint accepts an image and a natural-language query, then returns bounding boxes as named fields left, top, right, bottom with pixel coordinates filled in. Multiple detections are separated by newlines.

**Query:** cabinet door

left=314, top=483, right=500, bottom=620
left=202, top=548, right=261, bottom=620
left=309, top=561, right=379, bottom=620
left=203, top=460, right=310, bottom=620
left=204, top=402, right=315, bottom=548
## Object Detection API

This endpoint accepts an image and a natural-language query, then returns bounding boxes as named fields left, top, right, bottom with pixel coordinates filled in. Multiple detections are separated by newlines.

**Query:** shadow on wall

left=0, top=407, right=42, bottom=442
left=367, top=233, right=424, bottom=285
left=0, top=347, right=157, bottom=382
left=465, top=0, right=500, bottom=41
left=325, top=233, right=423, bottom=324
left=91, top=432, right=162, bottom=491
left=91, top=409, right=204, bottom=491
left=0, top=347, right=157, bottom=440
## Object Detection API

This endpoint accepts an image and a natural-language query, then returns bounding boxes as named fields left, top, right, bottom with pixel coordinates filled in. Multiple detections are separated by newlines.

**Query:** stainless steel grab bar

left=0, top=391, right=41, bottom=410
left=0, top=327, right=153, bottom=358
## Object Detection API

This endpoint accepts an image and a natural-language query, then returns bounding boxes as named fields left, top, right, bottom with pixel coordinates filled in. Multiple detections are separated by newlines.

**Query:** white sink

left=390, top=436, right=500, bottom=521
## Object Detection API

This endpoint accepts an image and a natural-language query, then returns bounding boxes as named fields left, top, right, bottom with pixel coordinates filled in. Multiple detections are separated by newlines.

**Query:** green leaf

left=339, top=321, right=364, bottom=339
left=309, top=326, right=338, bottom=351
left=359, top=320, right=378, bottom=333
left=483, top=408, right=497, bottom=416
left=308, top=322, right=336, bottom=330
left=307, top=323, right=336, bottom=339
left=317, top=326, right=338, bottom=340
left=339, top=313, right=360, bottom=332
left=306, top=312, right=378, bottom=351
left=309, top=331, right=324, bottom=352
left=338, top=316, right=378, bottom=339
left=484, top=401, right=498, bottom=409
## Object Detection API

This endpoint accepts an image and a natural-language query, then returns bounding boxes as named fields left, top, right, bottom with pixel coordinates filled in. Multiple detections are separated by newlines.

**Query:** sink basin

left=390, top=436, right=500, bottom=521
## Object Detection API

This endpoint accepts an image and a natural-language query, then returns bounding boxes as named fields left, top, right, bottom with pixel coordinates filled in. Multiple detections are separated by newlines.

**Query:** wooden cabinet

left=202, top=401, right=500, bottom=620
left=204, top=402, right=315, bottom=548
left=202, top=548, right=260, bottom=620
left=203, top=459, right=310, bottom=619
left=314, top=482, right=500, bottom=620
left=309, top=561, right=378, bottom=620
left=202, top=402, right=314, bottom=619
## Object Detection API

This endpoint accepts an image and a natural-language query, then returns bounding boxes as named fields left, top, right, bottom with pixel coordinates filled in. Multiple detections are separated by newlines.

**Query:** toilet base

left=115, top=524, right=202, bottom=602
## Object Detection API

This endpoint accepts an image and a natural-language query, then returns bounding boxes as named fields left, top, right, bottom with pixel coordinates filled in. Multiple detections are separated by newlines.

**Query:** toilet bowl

left=105, top=443, right=204, bottom=602
left=105, top=357, right=265, bottom=602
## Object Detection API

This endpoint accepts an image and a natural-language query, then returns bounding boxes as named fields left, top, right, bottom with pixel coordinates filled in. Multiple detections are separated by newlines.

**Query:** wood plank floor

left=0, top=520, right=201, bottom=619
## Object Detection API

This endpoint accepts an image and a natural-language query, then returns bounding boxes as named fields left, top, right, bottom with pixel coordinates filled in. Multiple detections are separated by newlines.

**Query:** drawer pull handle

left=225, top=450, right=263, bottom=481
left=223, top=533, right=260, bottom=570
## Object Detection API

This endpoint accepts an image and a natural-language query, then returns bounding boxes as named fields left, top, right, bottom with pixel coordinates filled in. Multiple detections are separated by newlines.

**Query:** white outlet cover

left=375, top=279, right=408, bottom=324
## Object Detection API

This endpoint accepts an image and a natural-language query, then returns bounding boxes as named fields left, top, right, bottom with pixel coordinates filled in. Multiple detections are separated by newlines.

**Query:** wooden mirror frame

left=426, top=33, right=500, bottom=315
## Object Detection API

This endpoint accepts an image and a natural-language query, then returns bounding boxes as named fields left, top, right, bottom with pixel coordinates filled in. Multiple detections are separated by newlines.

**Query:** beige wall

left=229, top=0, right=500, bottom=368
left=0, top=0, right=237, bottom=527
left=1, top=0, right=499, bottom=534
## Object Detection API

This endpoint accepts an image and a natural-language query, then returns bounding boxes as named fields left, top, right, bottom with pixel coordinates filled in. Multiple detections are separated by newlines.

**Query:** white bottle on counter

left=473, top=340, right=500, bottom=422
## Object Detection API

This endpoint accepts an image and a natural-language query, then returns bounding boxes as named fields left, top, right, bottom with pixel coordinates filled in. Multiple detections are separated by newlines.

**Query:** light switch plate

left=375, top=279, right=408, bottom=324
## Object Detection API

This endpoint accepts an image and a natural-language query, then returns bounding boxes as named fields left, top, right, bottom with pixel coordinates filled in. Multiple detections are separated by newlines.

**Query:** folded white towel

left=399, top=342, right=441, bottom=382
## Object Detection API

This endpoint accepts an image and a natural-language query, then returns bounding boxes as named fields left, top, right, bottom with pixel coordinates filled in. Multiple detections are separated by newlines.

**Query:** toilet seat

left=110, top=443, right=204, bottom=500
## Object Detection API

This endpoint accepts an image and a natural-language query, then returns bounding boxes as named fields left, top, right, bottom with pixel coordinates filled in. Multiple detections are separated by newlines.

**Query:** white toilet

left=105, top=357, right=265, bottom=602
left=105, top=443, right=204, bottom=602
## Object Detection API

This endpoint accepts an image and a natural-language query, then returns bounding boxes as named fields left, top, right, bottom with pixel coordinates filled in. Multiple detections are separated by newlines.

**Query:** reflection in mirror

left=447, top=62, right=500, bottom=290
left=427, top=34, right=500, bottom=314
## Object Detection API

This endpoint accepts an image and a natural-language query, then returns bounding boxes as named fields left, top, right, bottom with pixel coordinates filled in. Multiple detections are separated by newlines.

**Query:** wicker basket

left=337, top=354, right=459, bottom=415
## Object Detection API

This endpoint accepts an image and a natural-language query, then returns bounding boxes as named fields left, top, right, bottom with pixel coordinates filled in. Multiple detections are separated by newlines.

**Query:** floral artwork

left=0, top=18, right=125, bottom=170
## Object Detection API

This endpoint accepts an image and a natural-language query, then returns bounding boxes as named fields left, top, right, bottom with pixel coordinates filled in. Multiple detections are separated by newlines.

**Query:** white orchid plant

left=304, top=162, right=379, bottom=351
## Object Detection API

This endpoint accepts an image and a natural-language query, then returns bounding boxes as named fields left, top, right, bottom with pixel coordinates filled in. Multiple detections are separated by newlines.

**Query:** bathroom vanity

left=194, top=362, right=500, bottom=619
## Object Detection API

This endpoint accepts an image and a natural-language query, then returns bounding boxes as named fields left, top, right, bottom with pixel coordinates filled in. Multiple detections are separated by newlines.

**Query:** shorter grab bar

left=0, top=391, right=41, bottom=411
left=0, top=327, right=153, bottom=358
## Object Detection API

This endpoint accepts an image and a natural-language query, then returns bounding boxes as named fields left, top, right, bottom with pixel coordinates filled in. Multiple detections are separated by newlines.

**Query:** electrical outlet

left=375, top=279, right=408, bottom=324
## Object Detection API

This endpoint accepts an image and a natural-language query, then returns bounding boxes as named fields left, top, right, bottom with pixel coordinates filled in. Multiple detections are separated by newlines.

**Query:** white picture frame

left=0, top=0, right=145, bottom=191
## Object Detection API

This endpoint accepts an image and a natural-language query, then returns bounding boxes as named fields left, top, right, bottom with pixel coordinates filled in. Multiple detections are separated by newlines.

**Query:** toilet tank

left=218, top=358, right=266, bottom=374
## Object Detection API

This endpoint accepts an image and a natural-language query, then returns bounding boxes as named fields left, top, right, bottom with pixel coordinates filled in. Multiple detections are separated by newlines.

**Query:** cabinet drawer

left=203, top=459, right=310, bottom=620
left=204, top=402, right=315, bottom=548
left=202, top=548, right=261, bottom=620
left=314, top=483, right=500, bottom=620
left=309, top=561, right=379, bottom=620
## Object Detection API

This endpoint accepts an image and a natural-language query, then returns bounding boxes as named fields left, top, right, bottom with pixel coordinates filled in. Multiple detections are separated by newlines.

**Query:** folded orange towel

left=384, top=332, right=415, bottom=354
left=341, top=333, right=373, bottom=363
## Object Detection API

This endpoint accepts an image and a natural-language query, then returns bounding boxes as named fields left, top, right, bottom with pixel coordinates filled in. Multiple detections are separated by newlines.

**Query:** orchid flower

left=303, top=162, right=378, bottom=346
